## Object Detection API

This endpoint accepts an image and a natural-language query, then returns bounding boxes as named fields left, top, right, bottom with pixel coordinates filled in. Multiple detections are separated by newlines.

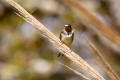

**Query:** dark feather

left=72, top=32, right=74, bottom=42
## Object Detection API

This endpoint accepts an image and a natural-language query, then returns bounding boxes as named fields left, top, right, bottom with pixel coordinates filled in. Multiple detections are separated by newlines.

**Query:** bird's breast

left=62, top=35, right=73, bottom=46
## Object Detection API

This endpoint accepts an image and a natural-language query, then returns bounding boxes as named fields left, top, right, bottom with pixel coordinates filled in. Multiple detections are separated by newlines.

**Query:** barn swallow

left=58, top=24, right=74, bottom=57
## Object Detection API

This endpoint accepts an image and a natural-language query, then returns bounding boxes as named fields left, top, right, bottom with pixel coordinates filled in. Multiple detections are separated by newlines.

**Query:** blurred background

left=0, top=0, right=120, bottom=80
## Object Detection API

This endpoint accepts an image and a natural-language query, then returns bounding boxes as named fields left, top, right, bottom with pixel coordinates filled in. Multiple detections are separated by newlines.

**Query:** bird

left=58, top=24, right=74, bottom=57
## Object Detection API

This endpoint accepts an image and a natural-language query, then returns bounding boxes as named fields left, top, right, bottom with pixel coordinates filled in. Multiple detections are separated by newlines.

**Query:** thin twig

left=5, top=0, right=105, bottom=80
left=86, top=38, right=120, bottom=80
left=62, top=0, right=120, bottom=49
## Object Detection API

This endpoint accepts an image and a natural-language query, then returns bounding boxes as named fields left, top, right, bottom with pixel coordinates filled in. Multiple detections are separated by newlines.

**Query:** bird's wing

left=59, top=31, right=64, bottom=40
left=72, top=32, right=74, bottom=42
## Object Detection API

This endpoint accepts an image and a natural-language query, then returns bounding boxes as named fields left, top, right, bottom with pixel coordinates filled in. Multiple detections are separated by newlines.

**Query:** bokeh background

left=0, top=0, right=120, bottom=80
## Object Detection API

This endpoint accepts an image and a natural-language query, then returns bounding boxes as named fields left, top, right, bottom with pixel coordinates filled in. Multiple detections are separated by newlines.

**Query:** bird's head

left=64, top=24, right=72, bottom=32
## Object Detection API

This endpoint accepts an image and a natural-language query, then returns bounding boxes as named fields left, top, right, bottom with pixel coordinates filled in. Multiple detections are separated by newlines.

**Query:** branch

left=5, top=0, right=105, bottom=80
left=62, top=0, right=120, bottom=50
left=86, top=38, right=120, bottom=80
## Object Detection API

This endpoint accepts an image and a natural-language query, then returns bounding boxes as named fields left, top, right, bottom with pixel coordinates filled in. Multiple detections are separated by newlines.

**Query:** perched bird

left=58, top=24, right=74, bottom=57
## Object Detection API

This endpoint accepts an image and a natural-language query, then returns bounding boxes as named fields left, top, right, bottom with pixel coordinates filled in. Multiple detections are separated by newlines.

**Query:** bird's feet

left=57, top=52, right=64, bottom=57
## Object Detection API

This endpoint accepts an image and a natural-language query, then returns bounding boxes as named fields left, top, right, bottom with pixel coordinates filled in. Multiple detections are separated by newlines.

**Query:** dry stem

left=5, top=0, right=105, bottom=80
left=59, top=62, right=90, bottom=80
left=86, top=38, right=120, bottom=80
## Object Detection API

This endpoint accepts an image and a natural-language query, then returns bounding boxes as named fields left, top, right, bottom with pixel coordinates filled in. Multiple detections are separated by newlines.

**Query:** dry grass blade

left=86, top=38, right=120, bottom=80
left=59, top=62, right=90, bottom=80
left=5, top=0, right=105, bottom=80
left=62, top=0, right=120, bottom=49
